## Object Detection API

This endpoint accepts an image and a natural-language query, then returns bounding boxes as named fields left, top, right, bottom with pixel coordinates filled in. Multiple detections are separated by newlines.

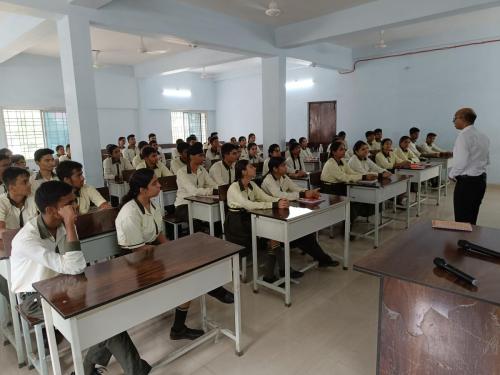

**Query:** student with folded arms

left=395, top=136, right=420, bottom=163
left=263, top=144, right=282, bottom=175
left=285, top=142, right=307, bottom=178
left=170, top=141, right=189, bottom=174
left=348, top=141, right=391, bottom=177
left=209, top=142, right=238, bottom=186
left=261, top=157, right=338, bottom=267
left=135, top=146, right=173, bottom=177
left=103, top=144, right=133, bottom=181
left=11, top=181, right=151, bottom=375
left=375, top=138, right=410, bottom=172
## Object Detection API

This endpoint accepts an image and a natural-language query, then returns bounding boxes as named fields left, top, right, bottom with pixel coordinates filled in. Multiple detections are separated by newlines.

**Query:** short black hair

left=141, top=146, right=157, bottom=159
left=136, top=141, right=147, bottom=150
left=35, top=180, right=74, bottom=214
left=299, top=137, right=307, bottom=143
left=399, top=135, right=411, bottom=144
left=118, top=136, right=125, bottom=142
left=107, top=144, right=118, bottom=154
left=221, top=142, right=238, bottom=156
left=247, top=142, right=257, bottom=150
left=374, top=128, right=382, bottom=134
left=288, top=138, right=297, bottom=145
left=0, top=148, right=12, bottom=156
left=409, top=127, right=420, bottom=134
left=268, top=157, right=286, bottom=172
left=235, top=159, right=250, bottom=180
left=2, top=167, right=30, bottom=189
left=148, top=133, right=156, bottom=139
left=353, top=140, right=367, bottom=153
left=427, top=132, right=437, bottom=138
left=11, top=154, right=25, bottom=165
left=177, top=141, right=189, bottom=153
left=0, top=154, right=10, bottom=163
left=365, top=130, right=375, bottom=137
left=268, top=144, right=280, bottom=156
left=34, top=148, right=54, bottom=162
left=186, top=135, right=196, bottom=143
left=56, top=160, right=82, bottom=181
left=238, top=136, right=246, bottom=142
left=176, top=138, right=184, bottom=145
left=381, top=138, right=392, bottom=147
left=66, top=144, right=70, bottom=149
left=210, top=136, right=219, bottom=143
left=338, top=131, right=346, bottom=137
left=149, top=140, right=158, bottom=146
left=55, top=145, right=64, bottom=152
left=248, top=133, right=256, bottom=138
left=127, top=134, right=135, bottom=141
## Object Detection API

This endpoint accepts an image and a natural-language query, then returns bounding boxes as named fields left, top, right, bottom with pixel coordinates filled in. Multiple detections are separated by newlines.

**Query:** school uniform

left=348, top=155, right=386, bottom=175
left=0, top=194, right=38, bottom=229
left=122, top=146, right=138, bottom=164
left=170, top=158, right=187, bottom=175
left=103, top=157, right=133, bottom=180
left=209, top=160, right=236, bottom=186
left=262, top=158, right=271, bottom=175
left=205, top=148, right=221, bottom=163
left=157, top=145, right=167, bottom=164
left=419, top=142, right=445, bottom=154
left=300, top=147, right=314, bottom=159
left=245, top=154, right=264, bottom=164
left=395, top=148, right=420, bottom=163
left=76, top=184, right=107, bottom=214
left=115, top=199, right=163, bottom=250
left=132, top=154, right=142, bottom=168
left=59, top=154, right=70, bottom=162
left=286, top=155, right=306, bottom=174
left=29, top=172, right=58, bottom=194
left=135, top=160, right=173, bottom=178
left=11, top=215, right=151, bottom=375
left=367, top=141, right=381, bottom=151
left=0, top=183, right=7, bottom=197
left=408, top=141, right=421, bottom=158
left=239, top=147, right=249, bottom=160
left=375, top=151, right=404, bottom=171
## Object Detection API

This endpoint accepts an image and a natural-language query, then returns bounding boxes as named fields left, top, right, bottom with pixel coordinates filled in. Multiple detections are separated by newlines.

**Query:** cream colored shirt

left=170, top=158, right=187, bottom=175
left=262, top=158, right=271, bottom=175
left=174, top=165, right=217, bottom=206
left=102, top=157, right=133, bottom=180
left=395, top=148, right=420, bottom=163
left=29, top=172, right=58, bottom=193
left=239, top=147, right=249, bottom=160
left=10, top=216, right=86, bottom=293
left=209, top=160, right=236, bottom=186
left=348, top=155, right=386, bottom=175
left=59, top=154, right=70, bottom=162
left=115, top=199, right=163, bottom=250
left=76, top=184, right=107, bottom=214
left=419, top=142, right=445, bottom=154
left=368, top=141, right=381, bottom=151
left=0, top=195, right=38, bottom=229
left=122, top=146, right=138, bottom=164
left=227, top=180, right=278, bottom=210
left=205, top=148, right=221, bottom=162
left=244, top=154, right=264, bottom=164
left=320, top=158, right=363, bottom=183
left=261, top=174, right=305, bottom=201
left=135, top=160, right=173, bottom=178
left=408, top=141, right=421, bottom=157
left=375, top=152, right=404, bottom=170
left=300, top=148, right=314, bottom=159
left=286, top=155, right=306, bottom=173
left=132, top=154, right=142, bottom=168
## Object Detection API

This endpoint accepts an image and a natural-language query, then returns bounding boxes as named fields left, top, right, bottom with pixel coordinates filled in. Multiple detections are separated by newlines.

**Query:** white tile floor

left=2, top=184, right=499, bottom=374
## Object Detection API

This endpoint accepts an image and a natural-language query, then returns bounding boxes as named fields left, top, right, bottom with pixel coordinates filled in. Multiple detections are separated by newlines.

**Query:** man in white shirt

left=408, top=127, right=422, bottom=158
left=170, top=142, right=189, bottom=174
left=10, top=181, right=151, bottom=375
left=102, top=144, right=133, bottom=181
left=450, top=108, right=490, bottom=224
left=122, top=134, right=138, bottom=164
left=135, top=146, right=173, bottom=178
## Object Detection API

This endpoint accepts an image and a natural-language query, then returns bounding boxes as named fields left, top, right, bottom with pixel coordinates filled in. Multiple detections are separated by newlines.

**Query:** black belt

left=456, top=173, right=486, bottom=181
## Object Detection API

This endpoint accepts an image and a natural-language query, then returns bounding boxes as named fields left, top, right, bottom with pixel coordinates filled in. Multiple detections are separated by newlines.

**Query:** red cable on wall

left=339, top=38, right=500, bottom=74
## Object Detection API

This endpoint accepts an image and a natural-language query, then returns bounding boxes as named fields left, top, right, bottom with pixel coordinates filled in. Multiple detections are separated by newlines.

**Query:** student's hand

left=305, top=189, right=321, bottom=199
left=115, top=176, right=123, bottom=183
left=99, top=202, right=112, bottom=210
left=402, top=161, right=411, bottom=167
left=382, top=171, right=392, bottom=178
left=278, top=199, right=289, bottom=208
left=297, top=170, right=307, bottom=178
left=365, top=174, right=378, bottom=181
left=58, top=205, right=77, bottom=225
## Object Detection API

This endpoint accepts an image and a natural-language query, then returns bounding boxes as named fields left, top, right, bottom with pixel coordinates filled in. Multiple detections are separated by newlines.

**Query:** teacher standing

left=449, top=108, right=490, bottom=224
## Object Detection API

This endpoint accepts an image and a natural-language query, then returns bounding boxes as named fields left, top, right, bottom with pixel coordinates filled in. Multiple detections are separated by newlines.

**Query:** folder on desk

left=432, top=220, right=473, bottom=232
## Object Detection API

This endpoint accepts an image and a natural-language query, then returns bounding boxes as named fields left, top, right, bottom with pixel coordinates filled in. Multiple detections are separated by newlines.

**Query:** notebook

left=432, top=220, right=473, bottom=232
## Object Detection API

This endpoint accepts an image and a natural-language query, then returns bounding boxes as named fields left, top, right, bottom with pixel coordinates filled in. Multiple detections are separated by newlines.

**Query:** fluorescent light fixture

left=162, top=88, right=192, bottom=98
left=285, top=79, right=314, bottom=90
left=161, top=68, right=190, bottom=76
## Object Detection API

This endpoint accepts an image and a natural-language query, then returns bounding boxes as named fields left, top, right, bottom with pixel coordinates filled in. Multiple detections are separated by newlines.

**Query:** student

left=57, top=160, right=111, bottom=214
left=186, top=135, right=197, bottom=146
left=284, top=138, right=297, bottom=159
left=299, top=137, right=313, bottom=159
left=204, top=132, right=218, bottom=151
left=0, top=167, right=38, bottom=239
left=408, top=127, right=422, bottom=157
left=135, top=146, right=173, bottom=177
left=230, top=137, right=238, bottom=146
left=170, top=142, right=190, bottom=174
left=366, top=131, right=380, bottom=151
left=286, top=142, right=307, bottom=178
left=395, top=136, right=420, bottom=163
left=103, top=144, right=133, bottom=181
left=205, top=136, right=221, bottom=166
left=123, top=134, right=138, bottom=164
left=30, top=148, right=58, bottom=193
left=132, top=141, right=149, bottom=168
left=11, top=154, right=29, bottom=170
left=55, top=145, right=65, bottom=159
left=245, top=142, right=263, bottom=164
left=149, top=140, right=167, bottom=164
left=59, top=144, right=71, bottom=162
left=0, top=148, right=13, bottom=158
left=209, top=142, right=238, bottom=186
left=226, top=160, right=303, bottom=282
left=419, top=132, right=446, bottom=156
left=0, top=154, right=12, bottom=195
left=374, top=128, right=383, bottom=145
left=261, top=157, right=339, bottom=267
left=348, top=141, right=391, bottom=177
left=375, top=138, right=410, bottom=172
left=10, top=181, right=151, bottom=375
left=171, top=138, right=184, bottom=160
left=248, top=133, right=262, bottom=156
left=118, top=136, right=126, bottom=151
left=263, top=144, right=282, bottom=175
left=238, top=136, right=248, bottom=159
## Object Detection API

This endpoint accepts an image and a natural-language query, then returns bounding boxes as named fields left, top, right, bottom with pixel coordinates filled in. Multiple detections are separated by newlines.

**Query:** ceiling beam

left=275, top=0, right=500, bottom=48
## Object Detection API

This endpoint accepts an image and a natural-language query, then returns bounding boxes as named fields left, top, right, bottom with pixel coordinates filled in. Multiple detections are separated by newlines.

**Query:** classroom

left=0, top=1, right=498, bottom=374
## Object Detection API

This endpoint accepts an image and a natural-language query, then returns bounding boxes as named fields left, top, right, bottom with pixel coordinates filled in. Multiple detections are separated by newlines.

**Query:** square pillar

left=262, top=56, right=286, bottom=151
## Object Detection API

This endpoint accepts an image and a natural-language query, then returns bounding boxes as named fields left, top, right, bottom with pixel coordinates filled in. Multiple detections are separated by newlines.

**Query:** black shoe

left=71, top=367, right=107, bottom=375
left=208, top=287, right=234, bottom=304
left=279, top=269, right=304, bottom=279
left=318, top=259, right=340, bottom=268
left=170, top=325, right=205, bottom=340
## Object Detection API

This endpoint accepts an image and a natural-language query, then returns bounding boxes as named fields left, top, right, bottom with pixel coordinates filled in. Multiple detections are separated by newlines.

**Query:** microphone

left=458, top=240, right=500, bottom=259
left=433, top=257, right=478, bottom=286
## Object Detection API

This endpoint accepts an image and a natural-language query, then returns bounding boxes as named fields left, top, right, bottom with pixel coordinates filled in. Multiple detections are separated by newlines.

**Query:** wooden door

left=308, top=101, right=337, bottom=147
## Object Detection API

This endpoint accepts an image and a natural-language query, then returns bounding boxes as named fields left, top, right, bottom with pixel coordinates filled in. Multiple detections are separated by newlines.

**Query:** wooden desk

left=427, top=155, right=453, bottom=196
left=249, top=194, right=349, bottom=306
left=34, top=233, right=244, bottom=375
left=354, top=220, right=500, bottom=375
left=347, top=175, right=411, bottom=248
left=304, top=159, right=321, bottom=172
left=185, top=195, right=221, bottom=236
left=395, top=163, right=441, bottom=216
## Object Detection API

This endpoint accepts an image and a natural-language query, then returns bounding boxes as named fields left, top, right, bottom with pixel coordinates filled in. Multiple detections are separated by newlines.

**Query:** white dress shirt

left=102, top=157, right=133, bottom=180
left=76, top=184, right=107, bottom=214
left=286, top=155, right=306, bottom=173
left=0, top=195, right=38, bottom=229
left=419, top=142, right=445, bottom=154
left=408, top=141, right=421, bottom=157
left=170, top=158, right=187, bottom=174
left=449, top=125, right=490, bottom=179
left=174, top=165, right=217, bottom=206
left=300, top=148, right=314, bottom=159
left=227, top=180, right=278, bottom=210
left=209, top=160, right=236, bottom=186
left=261, top=174, right=305, bottom=201
left=135, top=160, right=173, bottom=177
left=348, top=155, right=386, bottom=175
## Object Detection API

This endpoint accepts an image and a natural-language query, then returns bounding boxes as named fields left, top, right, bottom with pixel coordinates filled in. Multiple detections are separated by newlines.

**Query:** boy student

left=135, top=146, right=173, bottom=177
left=123, top=134, right=138, bottom=164
left=299, top=137, right=313, bottom=159
left=118, top=136, right=126, bottom=151
left=238, top=136, right=248, bottom=159
left=261, top=157, right=338, bottom=267
left=0, top=153, right=12, bottom=195
left=419, top=132, right=448, bottom=156
left=205, top=135, right=222, bottom=166
left=30, top=148, right=58, bottom=193
left=366, top=130, right=380, bottom=152
left=204, top=132, right=218, bottom=150
left=59, top=144, right=71, bottom=162
left=149, top=139, right=166, bottom=164
left=170, top=142, right=190, bottom=174
left=245, top=143, right=264, bottom=164
left=10, top=181, right=151, bottom=375
left=132, top=141, right=149, bottom=168
left=248, top=133, right=262, bottom=156
left=55, top=145, right=65, bottom=159
left=56, top=160, right=111, bottom=214
left=209, top=142, right=238, bottom=186
left=103, top=144, right=133, bottom=181
left=408, top=127, right=422, bottom=157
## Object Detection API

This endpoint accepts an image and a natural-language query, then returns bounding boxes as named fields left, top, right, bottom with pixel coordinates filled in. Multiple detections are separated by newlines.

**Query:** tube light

left=285, top=79, right=314, bottom=90
left=161, top=68, right=190, bottom=76
left=162, top=88, right=192, bottom=98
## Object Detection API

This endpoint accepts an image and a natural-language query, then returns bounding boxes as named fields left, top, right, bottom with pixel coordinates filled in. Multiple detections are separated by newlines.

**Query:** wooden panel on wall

left=308, top=101, right=337, bottom=146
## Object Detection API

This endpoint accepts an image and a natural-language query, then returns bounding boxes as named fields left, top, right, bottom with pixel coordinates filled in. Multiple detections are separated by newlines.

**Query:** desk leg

left=251, top=215, right=259, bottom=293
left=68, top=318, right=85, bottom=375
left=437, top=166, right=442, bottom=206
left=232, top=255, right=242, bottom=356
left=7, top=260, right=26, bottom=366
left=200, top=295, right=207, bottom=333
left=188, top=201, right=194, bottom=235
left=374, top=201, right=379, bottom=248
left=416, top=181, right=421, bottom=217
left=284, top=225, right=291, bottom=307
left=343, top=201, right=350, bottom=270
left=208, top=208, right=215, bottom=237
left=41, top=299, right=62, bottom=375
left=406, top=180, right=411, bottom=229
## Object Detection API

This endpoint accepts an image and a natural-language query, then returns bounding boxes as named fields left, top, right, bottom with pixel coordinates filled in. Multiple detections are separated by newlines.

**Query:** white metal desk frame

left=395, top=164, right=442, bottom=217
left=107, top=181, right=129, bottom=204
left=42, top=254, right=242, bottom=375
left=347, top=178, right=411, bottom=248
left=427, top=157, right=453, bottom=196
left=186, top=198, right=221, bottom=236
left=251, top=199, right=350, bottom=306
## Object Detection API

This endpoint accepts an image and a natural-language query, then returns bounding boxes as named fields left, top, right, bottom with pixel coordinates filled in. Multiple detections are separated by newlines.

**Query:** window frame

left=170, top=110, right=209, bottom=144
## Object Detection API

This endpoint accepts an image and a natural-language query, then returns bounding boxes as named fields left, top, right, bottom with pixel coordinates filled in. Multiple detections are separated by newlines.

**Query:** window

left=2, top=109, right=69, bottom=159
left=171, top=111, right=208, bottom=143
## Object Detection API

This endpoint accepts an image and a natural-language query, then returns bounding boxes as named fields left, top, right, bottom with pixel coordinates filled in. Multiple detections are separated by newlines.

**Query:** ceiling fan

left=236, top=0, right=281, bottom=16
left=265, top=1, right=281, bottom=17
left=375, top=30, right=387, bottom=49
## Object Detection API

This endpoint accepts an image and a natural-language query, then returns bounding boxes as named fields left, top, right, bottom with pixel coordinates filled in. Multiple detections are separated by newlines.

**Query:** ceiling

left=181, top=0, right=376, bottom=26
left=25, top=26, right=193, bottom=66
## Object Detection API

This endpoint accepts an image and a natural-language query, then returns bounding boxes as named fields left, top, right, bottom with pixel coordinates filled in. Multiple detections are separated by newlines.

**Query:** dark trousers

left=0, top=275, right=8, bottom=301
left=19, top=294, right=151, bottom=375
left=453, top=174, right=487, bottom=225
left=291, top=233, right=333, bottom=263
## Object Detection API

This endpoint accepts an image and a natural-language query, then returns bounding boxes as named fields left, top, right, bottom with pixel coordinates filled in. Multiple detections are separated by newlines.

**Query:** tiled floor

left=2, top=184, right=499, bottom=374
